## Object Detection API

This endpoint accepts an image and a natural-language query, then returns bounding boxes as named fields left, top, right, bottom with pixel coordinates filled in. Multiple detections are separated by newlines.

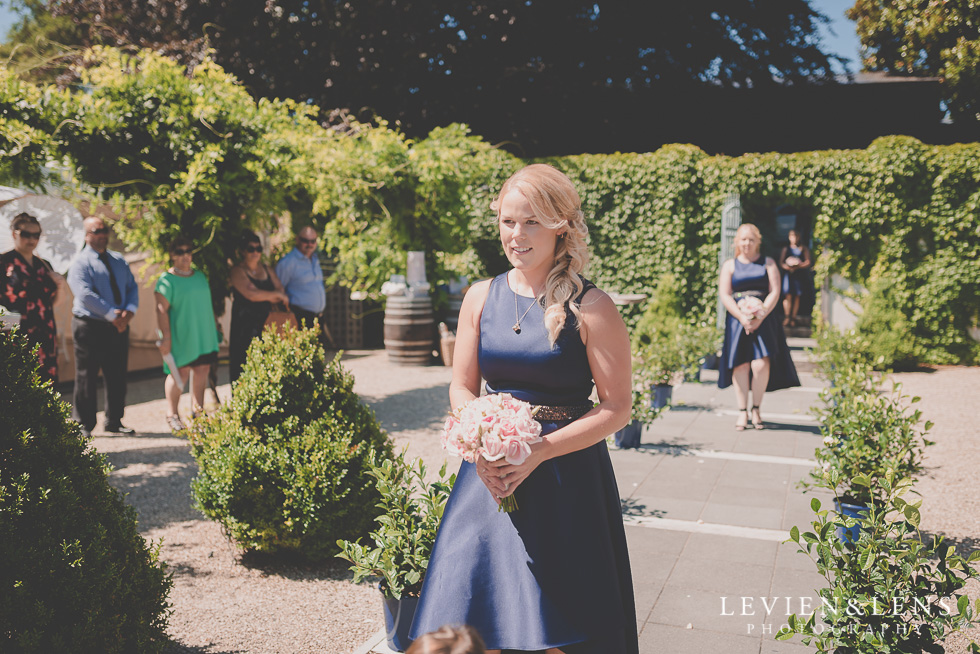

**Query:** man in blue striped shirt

left=67, top=217, right=139, bottom=437
left=275, top=226, right=326, bottom=330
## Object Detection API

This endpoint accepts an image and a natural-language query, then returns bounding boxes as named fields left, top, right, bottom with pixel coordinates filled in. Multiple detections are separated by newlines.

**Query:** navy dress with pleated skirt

left=409, top=272, right=638, bottom=654
left=718, top=255, right=800, bottom=391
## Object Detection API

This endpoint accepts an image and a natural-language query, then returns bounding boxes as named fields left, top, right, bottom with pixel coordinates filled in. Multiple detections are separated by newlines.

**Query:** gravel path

left=890, top=366, right=980, bottom=653
left=80, top=355, right=980, bottom=653
left=86, top=351, right=455, bottom=654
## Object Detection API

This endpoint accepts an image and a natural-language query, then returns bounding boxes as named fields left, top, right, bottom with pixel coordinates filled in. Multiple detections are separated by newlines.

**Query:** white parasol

left=0, top=192, right=86, bottom=274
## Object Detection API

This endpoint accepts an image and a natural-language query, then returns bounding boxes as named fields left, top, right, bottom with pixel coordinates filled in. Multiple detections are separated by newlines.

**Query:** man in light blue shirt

left=275, top=226, right=326, bottom=331
left=67, top=217, right=139, bottom=437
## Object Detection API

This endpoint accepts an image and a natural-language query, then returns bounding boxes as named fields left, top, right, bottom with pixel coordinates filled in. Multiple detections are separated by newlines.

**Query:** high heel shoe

left=735, top=408, right=749, bottom=431
left=751, top=405, right=764, bottom=430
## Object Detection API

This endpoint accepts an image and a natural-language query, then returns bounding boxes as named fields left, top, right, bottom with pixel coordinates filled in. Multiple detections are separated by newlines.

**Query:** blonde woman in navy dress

left=718, top=223, right=800, bottom=430
left=410, top=164, right=638, bottom=653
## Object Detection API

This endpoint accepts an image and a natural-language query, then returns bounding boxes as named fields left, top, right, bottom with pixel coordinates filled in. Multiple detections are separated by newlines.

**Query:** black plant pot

left=651, top=384, right=673, bottom=409
left=382, top=594, right=420, bottom=652
left=613, top=419, right=643, bottom=449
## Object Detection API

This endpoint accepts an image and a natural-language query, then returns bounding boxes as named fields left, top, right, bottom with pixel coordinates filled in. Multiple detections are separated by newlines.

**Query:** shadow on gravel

left=238, top=551, right=359, bottom=583
left=363, top=383, right=451, bottom=432
left=164, top=641, right=244, bottom=654
left=338, top=351, right=375, bottom=362
left=920, top=532, right=980, bottom=559
left=103, top=442, right=202, bottom=530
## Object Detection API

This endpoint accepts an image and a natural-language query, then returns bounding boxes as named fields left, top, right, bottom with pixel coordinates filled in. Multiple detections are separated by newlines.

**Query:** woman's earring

left=559, top=232, right=566, bottom=239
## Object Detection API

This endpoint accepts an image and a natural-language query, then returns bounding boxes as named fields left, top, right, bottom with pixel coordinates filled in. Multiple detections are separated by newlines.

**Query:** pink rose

left=496, top=419, right=519, bottom=440
left=504, top=438, right=531, bottom=465
left=482, top=432, right=506, bottom=461
left=513, top=416, right=542, bottom=441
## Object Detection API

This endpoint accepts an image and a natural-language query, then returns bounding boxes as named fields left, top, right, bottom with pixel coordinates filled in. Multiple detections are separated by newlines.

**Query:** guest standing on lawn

left=275, top=226, right=326, bottom=331
left=228, top=231, right=289, bottom=384
left=718, top=223, right=800, bottom=430
left=154, top=237, right=220, bottom=432
left=410, top=164, right=638, bottom=654
left=67, top=217, right=139, bottom=437
left=1, top=212, right=65, bottom=384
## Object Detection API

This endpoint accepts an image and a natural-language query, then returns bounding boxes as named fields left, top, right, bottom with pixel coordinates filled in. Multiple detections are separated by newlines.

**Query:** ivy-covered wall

left=546, top=137, right=980, bottom=366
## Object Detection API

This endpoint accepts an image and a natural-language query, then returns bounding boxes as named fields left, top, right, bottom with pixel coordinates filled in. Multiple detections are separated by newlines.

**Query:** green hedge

left=544, top=137, right=980, bottom=366
left=188, top=325, right=393, bottom=560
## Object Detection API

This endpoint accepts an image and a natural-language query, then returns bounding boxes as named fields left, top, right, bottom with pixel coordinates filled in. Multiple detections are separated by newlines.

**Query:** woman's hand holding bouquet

left=737, top=296, right=766, bottom=321
left=441, top=393, right=542, bottom=512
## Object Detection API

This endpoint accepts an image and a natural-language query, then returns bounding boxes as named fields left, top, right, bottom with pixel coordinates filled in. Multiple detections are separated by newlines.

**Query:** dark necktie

left=97, top=251, right=122, bottom=305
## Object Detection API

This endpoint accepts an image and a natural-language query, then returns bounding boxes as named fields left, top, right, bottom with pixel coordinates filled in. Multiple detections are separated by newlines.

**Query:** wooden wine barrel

left=384, top=296, right=436, bottom=365
left=445, top=294, right=465, bottom=334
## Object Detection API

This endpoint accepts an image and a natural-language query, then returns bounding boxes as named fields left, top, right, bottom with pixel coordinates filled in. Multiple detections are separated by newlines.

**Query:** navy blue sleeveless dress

left=718, top=256, right=800, bottom=391
left=781, top=246, right=814, bottom=297
left=409, top=273, right=638, bottom=654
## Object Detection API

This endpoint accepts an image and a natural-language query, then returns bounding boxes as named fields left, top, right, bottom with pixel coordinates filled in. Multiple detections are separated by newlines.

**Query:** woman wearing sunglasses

left=1, top=212, right=65, bottom=384
left=154, top=236, right=221, bottom=432
left=228, top=230, right=289, bottom=384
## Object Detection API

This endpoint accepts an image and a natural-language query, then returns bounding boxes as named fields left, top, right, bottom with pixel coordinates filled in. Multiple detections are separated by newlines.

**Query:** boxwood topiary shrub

left=0, top=330, right=172, bottom=653
left=188, top=324, right=394, bottom=560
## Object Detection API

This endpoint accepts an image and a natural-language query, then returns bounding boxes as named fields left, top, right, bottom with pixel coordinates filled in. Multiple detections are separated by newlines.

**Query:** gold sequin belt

left=532, top=403, right=594, bottom=421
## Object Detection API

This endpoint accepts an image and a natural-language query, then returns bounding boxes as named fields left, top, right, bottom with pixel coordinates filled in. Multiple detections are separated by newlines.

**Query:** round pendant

left=512, top=324, right=521, bottom=334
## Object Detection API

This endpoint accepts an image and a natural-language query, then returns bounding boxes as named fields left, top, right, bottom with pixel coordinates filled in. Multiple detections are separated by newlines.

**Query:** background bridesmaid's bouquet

left=441, top=393, right=542, bottom=512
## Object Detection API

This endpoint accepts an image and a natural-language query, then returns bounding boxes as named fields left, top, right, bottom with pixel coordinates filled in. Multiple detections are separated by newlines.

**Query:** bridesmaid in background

left=1, top=212, right=65, bottom=384
left=778, top=229, right=813, bottom=327
left=718, top=223, right=800, bottom=430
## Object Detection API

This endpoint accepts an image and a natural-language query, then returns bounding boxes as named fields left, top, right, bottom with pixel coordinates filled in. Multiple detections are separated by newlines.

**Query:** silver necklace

left=513, top=291, right=537, bottom=334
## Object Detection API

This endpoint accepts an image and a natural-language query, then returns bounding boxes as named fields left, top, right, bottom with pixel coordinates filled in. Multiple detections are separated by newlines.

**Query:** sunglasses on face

left=245, top=245, right=263, bottom=253
left=173, top=248, right=193, bottom=256
left=16, top=229, right=42, bottom=240
left=298, top=237, right=317, bottom=245
left=88, top=227, right=110, bottom=235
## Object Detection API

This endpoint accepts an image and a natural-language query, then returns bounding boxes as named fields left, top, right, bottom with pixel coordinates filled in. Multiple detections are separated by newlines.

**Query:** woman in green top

left=154, top=237, right=220, bottom=432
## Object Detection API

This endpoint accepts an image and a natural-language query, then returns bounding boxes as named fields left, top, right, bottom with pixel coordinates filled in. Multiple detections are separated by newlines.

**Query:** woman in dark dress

left=228, top=231, right=289, bottom=384
left=410, top=164, right=638, bottom=653
left=778, top=229, right=813, bottom=327
left=718, top=223, right=800, bottom=430
left=1, top=213, right=64, bottom=384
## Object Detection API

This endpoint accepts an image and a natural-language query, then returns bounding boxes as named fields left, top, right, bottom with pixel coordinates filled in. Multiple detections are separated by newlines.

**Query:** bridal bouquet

left=736, top=296, right=766, bottom=321
left=441, top=393, right=542, bottom=512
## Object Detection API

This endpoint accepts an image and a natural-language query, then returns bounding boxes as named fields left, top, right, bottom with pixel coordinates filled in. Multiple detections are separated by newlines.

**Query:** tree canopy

left=27, top=0, right=838, bottom=149
left=848, top=0, right=980, bottom=124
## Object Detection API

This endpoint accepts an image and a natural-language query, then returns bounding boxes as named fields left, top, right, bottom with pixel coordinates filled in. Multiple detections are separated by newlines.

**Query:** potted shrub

left=779, top=470, right=980, bottom=652
left=804, top=375, right=931, bottom=541
left=337, top=451, right=455, bottom=652
left=804, top=329, right=932, bottom=541
left=613, top=368, right=667, bottom=449
left=631, top=274, right=719, bottom=404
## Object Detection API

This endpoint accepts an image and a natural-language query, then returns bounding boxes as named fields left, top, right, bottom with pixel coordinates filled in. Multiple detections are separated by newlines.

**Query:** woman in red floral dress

left=1, top=213, right=63, bottom=384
